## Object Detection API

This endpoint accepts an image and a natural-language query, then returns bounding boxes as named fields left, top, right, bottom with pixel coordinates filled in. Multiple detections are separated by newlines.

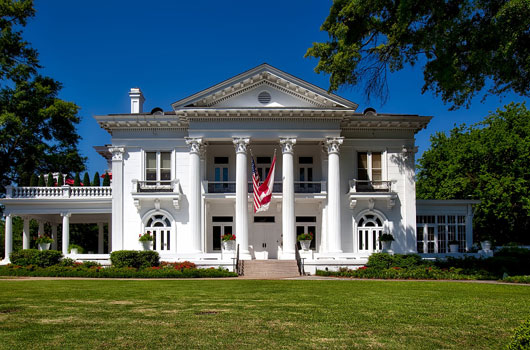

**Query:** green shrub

left=102, top=172, right=110, bottom=186
left=46, top=172, right=54, bottom=187
left=503, top=276, right=530, bottom=284
left=59, top=258, right=76, bottom=267
left=38, top=174, right=45, bottom=186
left=506, top=319, right=530, bottom=350
left=10, top=249, right=62, bottom=267
left=0, top=265, right=237, bottom=278
left=110, top=250, right=160, bottom=269
left=92, top=172, right=100, bottom=186
left=138, top=251, right=160, bottom=268
left=83, top=172, right=90, bottom=187
left=81, top=261, right=101, bottom=269
left=29, top=173, right=38, bottom=186
left=366, top=253, right=428, bottom=270
left=74, top=172, right=81, bottom=186
left=57, top=173, right=64, bottom=186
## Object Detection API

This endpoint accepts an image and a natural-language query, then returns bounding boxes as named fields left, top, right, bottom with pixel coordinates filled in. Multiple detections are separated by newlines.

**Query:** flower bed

left=0, top=264, right=237, bottom=278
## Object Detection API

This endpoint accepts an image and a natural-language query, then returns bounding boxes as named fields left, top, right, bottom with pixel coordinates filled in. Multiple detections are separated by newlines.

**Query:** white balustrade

left=7, top=186, right=112, bottom=199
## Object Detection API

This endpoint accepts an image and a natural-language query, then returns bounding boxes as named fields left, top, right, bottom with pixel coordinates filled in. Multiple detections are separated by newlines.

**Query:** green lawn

left=0, top=279, right=529, bottom=349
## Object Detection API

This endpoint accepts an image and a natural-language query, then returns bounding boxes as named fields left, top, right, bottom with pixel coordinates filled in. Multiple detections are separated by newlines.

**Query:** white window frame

left=356, top=151, right=385, bottom=181
left=143, top=150, right=173, bottom=182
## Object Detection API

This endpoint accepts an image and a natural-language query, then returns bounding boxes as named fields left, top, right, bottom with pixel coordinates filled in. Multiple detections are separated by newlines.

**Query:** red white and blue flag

left=251, top=152, right=276, bottom=213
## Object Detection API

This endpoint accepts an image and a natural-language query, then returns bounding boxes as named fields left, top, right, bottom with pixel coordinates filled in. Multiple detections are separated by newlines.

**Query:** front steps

left=240, top=260, right=300, bottom=279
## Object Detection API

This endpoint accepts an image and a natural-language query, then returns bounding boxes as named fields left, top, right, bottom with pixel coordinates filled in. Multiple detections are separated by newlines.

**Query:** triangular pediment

left=171, top=64, right=358, bottom=110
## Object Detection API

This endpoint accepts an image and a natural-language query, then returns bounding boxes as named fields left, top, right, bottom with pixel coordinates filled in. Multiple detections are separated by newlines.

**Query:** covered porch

left=1, top=185, right=112, bottom=264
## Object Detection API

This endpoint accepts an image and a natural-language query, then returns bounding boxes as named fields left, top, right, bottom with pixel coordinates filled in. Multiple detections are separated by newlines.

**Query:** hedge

left=506, top=319, right=530, bottom=350
left=110, top=250, right=160, bottom=269
left=0, top=265, right=237, bottom=278
left=503, top=276, right=530, bottom=284
left=10, top=249, right=62, bottom=268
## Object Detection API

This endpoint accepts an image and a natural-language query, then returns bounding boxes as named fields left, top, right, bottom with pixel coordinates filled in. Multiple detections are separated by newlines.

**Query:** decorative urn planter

left=299, top=240, right=312, bottom=251
left=449, top=244, right=459, bottom=253
left=141, top=241, right=152, bottom=251
left=382, top=241, right=392, bottom=253
left=38, top=243, right=51, bottom=251
left=222, top=240, right=236, bottom=251
left=480, top=240, right=492, bottom=251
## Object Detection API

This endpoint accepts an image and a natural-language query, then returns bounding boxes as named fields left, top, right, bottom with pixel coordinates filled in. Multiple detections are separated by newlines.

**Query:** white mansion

left=1, top=64, right=478, bottom=272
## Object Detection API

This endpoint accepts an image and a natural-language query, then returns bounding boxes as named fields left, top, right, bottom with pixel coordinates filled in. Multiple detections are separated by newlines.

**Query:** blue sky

left=24, top=0, right=529, bottom=175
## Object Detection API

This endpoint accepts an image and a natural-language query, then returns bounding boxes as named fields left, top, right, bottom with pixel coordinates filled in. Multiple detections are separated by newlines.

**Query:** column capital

left=185, top=137, right=203, bottom=154
left=279, top=138, right=296, bottom=154
left=60, top=212, right=71, bottom=218
left=325, top=137, right=344, bottom=155
left=109, top=146, right=125, bottom=161
left=232, top=137, right=250, bottom=154
left=3, top=213, right=12, bottom=218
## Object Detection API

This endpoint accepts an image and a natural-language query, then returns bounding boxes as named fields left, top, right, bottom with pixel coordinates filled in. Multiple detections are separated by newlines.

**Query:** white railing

left=6, top=185, right=112, bottom=199
left=132, top=179, right=180, bottom=193
left=349, top=180, right=393, bottom=193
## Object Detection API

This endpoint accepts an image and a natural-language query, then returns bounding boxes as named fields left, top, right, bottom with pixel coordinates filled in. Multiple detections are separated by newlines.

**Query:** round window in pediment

left=258, top=91, right=271, bottom=104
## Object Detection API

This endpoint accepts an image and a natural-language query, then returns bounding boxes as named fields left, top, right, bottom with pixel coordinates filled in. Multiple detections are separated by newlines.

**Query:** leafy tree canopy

left=416, top=103, right=530, bottom=244
left=0, top=0, right=85, bottom=194
left=306, top=0, right=530, bottom=109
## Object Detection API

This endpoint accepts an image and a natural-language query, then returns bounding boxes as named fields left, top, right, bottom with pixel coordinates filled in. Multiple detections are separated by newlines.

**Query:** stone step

left=241, top=260, right=300, bottom=278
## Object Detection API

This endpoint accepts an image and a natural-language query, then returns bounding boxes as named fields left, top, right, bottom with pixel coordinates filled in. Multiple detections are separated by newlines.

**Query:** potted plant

left=379, top=233, right=394, bottom=252
left=69, top=244, right=84, bottom=254
left=297, top=232, right=314, bottom=251
left=221, top=233, right=236, bottom=251
left=449, top=240, right=459, bottom=253
left=35, top=235, right=53, bottom=251
left=139, top=232, right=153, bottom=250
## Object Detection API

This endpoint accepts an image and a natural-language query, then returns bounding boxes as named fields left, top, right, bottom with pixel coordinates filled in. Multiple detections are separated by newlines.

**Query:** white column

left=3, top=214, right=13, bottom=263
left=233, top=137, right=250, bottom=259
left=185, top=137, right=203, bottom=253
left=280, top=138, right=296, bottom=258
left=326, top=137, right=344, bottom=253
left=109, top=147, right=125, bottom=251
left=107, top=220, right=112, bottom=253
left=51, top=224, right=58, bottom=250
left=22, top=217, right=30, bottom=250
left=98, top=222, right=104, bottom=254
left=61, top=213, right=71, bottom=255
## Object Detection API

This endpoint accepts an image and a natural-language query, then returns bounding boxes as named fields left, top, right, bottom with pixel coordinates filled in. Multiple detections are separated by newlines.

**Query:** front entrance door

left=252, top=216, right=279, bottom=259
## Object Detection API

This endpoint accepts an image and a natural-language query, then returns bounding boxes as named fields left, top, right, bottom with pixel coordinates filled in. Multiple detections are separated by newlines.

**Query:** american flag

left=251, top=152, right=276, bottom=213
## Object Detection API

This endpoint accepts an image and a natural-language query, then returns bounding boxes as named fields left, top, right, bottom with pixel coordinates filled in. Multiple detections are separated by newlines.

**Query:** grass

left=0, top=279, right=529, bottom=349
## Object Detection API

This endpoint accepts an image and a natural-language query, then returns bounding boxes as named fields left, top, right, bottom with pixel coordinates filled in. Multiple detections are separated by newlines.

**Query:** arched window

left=145, top=213, right=172, bottom=251
left=357, top=213, right=384, bottom=253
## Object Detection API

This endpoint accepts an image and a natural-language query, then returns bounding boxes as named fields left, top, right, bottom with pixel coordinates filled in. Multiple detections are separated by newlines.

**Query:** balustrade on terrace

left=205, top=181, right=325, bottom=194
left=5, top=185, right=112, bottom=199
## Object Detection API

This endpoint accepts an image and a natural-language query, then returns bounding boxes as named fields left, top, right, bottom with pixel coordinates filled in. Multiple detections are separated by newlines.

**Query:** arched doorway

left=357, top=213, right=384, bottom=253
left=145, top=213, right=172, bottom=252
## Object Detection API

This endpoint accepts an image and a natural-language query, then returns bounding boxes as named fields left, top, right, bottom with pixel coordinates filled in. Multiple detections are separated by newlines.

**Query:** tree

left=306, top=0, right=530, bottom=109
left=83, top=172, right=90, bottom=187
left=102, top=172, right=110, bottom=186
left=416, top=103, right=530, bottom=244
left=73, top=172, right=81, bottom=186
left=37, top=173, right=44, bottom=187
left=46, top=172, right=54, bottom=187
left=92, top=172, right=100, bottom=186
left=57, top=173, right=64, bottom=186
left=0, top=0, right=85, bottom=196
left=29, top=173, right=37, bottom=186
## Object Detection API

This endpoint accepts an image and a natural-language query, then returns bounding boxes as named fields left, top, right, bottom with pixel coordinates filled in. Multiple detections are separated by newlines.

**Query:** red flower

left=358, top=266, right=367, bottom=270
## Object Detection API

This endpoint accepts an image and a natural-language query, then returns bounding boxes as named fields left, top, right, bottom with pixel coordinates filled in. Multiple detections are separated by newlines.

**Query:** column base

left=238, top=250, right=252, bottom=260
left=0, top=258, right=11, bottom=265
left=278, top=251, right=296, bottom=260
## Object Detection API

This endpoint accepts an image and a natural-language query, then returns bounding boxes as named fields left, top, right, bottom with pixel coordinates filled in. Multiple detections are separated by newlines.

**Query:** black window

left=214, top=157, right=229, bottom=164
left=296, top=216, right=317, bottom=223
left=212, top=216, right=233, bottom=222
left=299, top=157, right=313, bottom=164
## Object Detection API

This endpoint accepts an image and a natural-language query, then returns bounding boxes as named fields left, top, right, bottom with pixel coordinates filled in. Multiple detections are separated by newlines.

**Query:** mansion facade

left=1, top=64, right=478, bottom=272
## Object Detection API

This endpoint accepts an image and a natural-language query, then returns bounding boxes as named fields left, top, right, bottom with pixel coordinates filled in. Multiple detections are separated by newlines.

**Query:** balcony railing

left=349, top=180, right=392, bottom=193
left=133, top=179, right=179, bottom=193
left=205, top=181, right=325, bottom=194
left=6, top=185, right=112, bottom=199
